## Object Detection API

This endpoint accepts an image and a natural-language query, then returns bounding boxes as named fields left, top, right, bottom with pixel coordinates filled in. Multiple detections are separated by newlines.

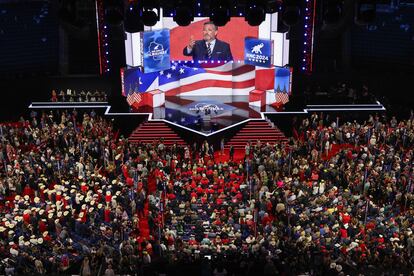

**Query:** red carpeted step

left=224, top=119, right=288, bottom=150
left=130, top=134, right=180, bottom=137
left=129, top=140, right=187, bottom=144
left=129, top=139, right=186, bottom=142
left=130, top=140, right=183, bottom=143
left=129, top=121, right=188, bottom=147
left=137, top=127, right=172, bottom=130
left=232, top=133, right=286, bottom=137
left=228, top=138, right=288, bottom=142
left=232, top=137, right=286, bottom=141
left=239, top=129, right=282, bottom=132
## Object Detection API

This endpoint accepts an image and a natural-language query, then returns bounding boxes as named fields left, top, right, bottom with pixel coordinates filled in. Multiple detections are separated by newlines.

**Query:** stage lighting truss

left=210, top=0, right=230, bottom=26
left=265, top=0, right=283, bottom=13
left=174, top=0, right=195, bottom=26
left=142, top=0, right=161, bottom=26
left=245, top=0, right=266, bottom=26
left=104, top=0, right=124, bottom=26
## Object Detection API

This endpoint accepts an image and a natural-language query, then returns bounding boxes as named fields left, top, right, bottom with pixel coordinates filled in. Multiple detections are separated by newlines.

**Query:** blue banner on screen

left=274, top=67, right=291, bottom=93
left=244, top=37, right=273, bottom=68
left=143, top=29, right=171, bottom=73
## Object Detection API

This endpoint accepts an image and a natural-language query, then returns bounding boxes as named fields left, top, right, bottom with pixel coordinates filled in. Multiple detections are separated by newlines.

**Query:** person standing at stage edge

left=183, top=21, right=233, bottom=62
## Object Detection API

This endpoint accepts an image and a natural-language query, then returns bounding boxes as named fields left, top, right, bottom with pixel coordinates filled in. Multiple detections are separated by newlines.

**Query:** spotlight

left=210, top=0, right=230, bottom=26
left=265, top=0, right=283, bottom=13
left=245, top=0, right=266, bottom=26
left=142, top=0, right=160, bottom=26
left=142, top=8, right=159, bottom=26
left=174, top=0, right=194, bottom=26
left=282, top=0, right=300, bottom=26
left=104, top=0, right=124, bottom=26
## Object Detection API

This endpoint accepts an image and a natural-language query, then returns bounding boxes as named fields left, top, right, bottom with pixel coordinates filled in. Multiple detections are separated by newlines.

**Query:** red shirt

left=104, top=209, right=111, bottom=223
left=188, top=239, right=198, bottom=245
left=39, top=220, right=47, bottom=233
left=341, top=213, right=351, bottom=224
left=196, top=187, right=204, bottom=194
left=340, top=228, right=348, bottom=238
left=23, top=213, right=30, bottom=224
left=200, top=178, right=209, bottom=186
left=105, top=194, right=112, bottom=203
left=23, top=186, right=32, bottom=197
left=262, top=216, right=272, bottom=226
left=81, top=185, right=88, bottom=193
left=366, top=221, right=375, bottom=230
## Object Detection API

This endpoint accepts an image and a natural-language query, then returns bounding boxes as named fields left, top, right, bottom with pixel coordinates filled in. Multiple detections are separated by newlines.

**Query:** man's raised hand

left=188, top=35, right=195, bottom=49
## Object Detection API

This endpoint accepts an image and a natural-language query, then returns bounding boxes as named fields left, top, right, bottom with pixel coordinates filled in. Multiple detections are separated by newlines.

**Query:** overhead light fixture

left=104, top=0, right=124, bottom=26
left=210, top=0, right=230, bottom=26
left=173, top=0, right=194, bottom=26
left=142, top=0, right=160, bottom=26
left=265, top=0, right=283, bottom=13
left=282, top=0, right=300, bottom=26
left=245, top=0, right=266, bottom=26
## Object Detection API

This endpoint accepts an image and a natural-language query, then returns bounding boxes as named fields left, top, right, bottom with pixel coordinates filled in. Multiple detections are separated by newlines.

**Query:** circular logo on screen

left=189, top=103, right=224, bottom=112
left=147, top=42, right=167, bottom=61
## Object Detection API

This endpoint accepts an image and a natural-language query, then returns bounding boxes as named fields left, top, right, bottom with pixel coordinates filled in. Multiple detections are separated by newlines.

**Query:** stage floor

left=28, top=94, right=386, bottom=137
left=132, top=95, right=281, bottom=134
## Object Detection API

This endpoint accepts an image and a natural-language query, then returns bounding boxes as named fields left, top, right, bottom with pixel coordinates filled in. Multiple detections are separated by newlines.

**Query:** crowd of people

left=0, top=109, right=414, bottom=275
left=50, top=89, right=107, bottom=102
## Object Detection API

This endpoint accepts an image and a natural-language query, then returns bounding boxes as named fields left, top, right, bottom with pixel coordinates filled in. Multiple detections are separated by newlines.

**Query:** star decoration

left=148, top=30, right=164, bottom=41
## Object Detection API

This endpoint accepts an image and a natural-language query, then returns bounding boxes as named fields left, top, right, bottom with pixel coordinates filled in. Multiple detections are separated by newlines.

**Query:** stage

left=130, top=95, right=282, bottom=134
left=28, top=93, right=386, bottom=140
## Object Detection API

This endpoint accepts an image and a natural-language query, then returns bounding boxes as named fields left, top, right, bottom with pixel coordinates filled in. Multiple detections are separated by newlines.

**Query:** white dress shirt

left=186, top=39, right=216, bottom=55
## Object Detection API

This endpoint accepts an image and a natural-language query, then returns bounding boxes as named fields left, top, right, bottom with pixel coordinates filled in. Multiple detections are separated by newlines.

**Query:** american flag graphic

left=123, top=62, right=291, bottom=107
left=127, top=92, right=142, bottom=106
left=276, top=92, right=289, bottom=104
left=157, top=62, right=256, bottom=96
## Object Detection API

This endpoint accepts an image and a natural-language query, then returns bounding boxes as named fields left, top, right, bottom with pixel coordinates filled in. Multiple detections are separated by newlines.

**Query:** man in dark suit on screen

left=183, top=21, right=233, bottom=62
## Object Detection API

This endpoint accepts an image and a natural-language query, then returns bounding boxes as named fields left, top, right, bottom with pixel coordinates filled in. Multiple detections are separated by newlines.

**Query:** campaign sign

left=244, top=37, right=273, bottom=68
left=143, top=29, right=171, bottom=73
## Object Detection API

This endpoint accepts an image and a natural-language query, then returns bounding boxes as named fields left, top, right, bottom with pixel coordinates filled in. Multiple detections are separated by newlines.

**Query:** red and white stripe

left=127, top=92, right=143, bottom=106
left=160, top=63, right=256, bottom=96
left=276, top=92, right=289, bottom=104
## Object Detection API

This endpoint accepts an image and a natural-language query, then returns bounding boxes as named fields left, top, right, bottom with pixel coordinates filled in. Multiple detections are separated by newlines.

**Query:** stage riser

left=224, top=119, right=288, bottom=150
left=129, top=121, right=188, bottom=147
